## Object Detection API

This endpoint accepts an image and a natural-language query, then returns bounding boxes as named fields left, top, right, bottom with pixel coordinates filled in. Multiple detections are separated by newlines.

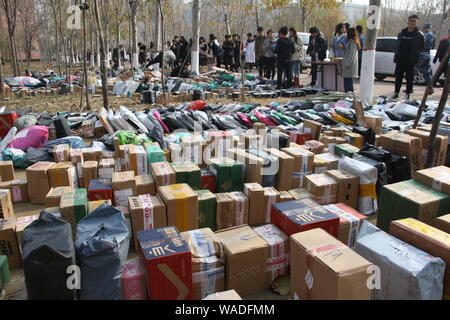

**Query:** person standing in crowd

left=341, top=27, right=361, bottom=93
left=232, top=34, right=242, bottom=72
left=264, top=29, right=277, bottom=79
left=244, top=33, right=256, bottom=72
left=356, top=25, right=364, bottom=76
left=199, top=37, right=208, bottom=66
left=255, top=27, right=267, bottom=78
left=179, top=36, right=189, bottom=66
left=392, top=15, right=425, bottom=100
left=222, top=35, right=235, bottom=71
left=433, top=29, right=450, bottom=87
left=112, top=46, right=120, bottom=71
left=138, top=42, right=147, bottom=65
left=209, top=34, right=221, bottom=68
left=274, top=26, right=295, bottom=89
left=307, top=26, right=328, bottom=86
left=417, top=23, right=436, bottom=93
left=289, top=27, right=304, bottom=88
left=330, top=23, right=347, bottom=58
left=170, top=37, right=181, bottom=68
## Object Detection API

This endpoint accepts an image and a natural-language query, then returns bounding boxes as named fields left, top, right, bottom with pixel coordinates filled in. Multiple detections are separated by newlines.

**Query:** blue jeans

left=291, top=61, right=302, bottom=78
left=344, top=77, right=354, bottom=93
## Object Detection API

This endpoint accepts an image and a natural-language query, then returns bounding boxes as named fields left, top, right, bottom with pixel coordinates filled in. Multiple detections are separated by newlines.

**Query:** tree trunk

left=191, top=0, right=200, bottom=75
left=155, top=7, right=161, bottom=51
left=131, top=7, right=139, bottom=69
left=93, top=0, right=109, bottom=109
left=7, top=33, right=18, bottom=76
left=0, top=47, right=4, bottom=98
left=224, top=14, right=231, bottom=36
left=158, top=0, right=167, bottom=104
left=360, top=0, right=382, bottom=104
left=82, top=7, right=90, bottom=111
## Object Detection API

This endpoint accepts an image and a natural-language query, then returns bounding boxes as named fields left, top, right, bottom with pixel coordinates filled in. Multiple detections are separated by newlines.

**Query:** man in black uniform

left=274, top=26, right=295, bottom=89
left=392, top=15, right=425, bottom=100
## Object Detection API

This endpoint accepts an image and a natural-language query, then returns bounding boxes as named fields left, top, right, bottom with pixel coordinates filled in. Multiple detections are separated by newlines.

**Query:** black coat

left=222, top=40, right=235, bottom=58
left=307, top=34, right=327, bottom=61
left=274, top=37, right=295, bottom=63
left=394, top=27, right=425, bottom=65
left=434, top=37, right=449, bottom=64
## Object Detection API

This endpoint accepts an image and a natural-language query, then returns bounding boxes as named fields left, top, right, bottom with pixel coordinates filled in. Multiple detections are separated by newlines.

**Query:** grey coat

left=342, top=39, right=359, bottom=78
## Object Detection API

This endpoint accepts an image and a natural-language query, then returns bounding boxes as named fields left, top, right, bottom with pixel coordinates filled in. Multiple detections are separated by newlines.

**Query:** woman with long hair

left=331, top=23, right=347, bottom=58
left=341, top=27, right=361, bottom=93
left=289, top=27, right=304, bottom=88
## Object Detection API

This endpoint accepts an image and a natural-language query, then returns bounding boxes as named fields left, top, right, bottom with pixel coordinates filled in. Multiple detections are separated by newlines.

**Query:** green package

left=146, top=145, right=164, bottom=165
left=196, top=190, right=217, bottom=231
left=171, top=163, right=201, bottom=190
left=61, top=188, right=88, bottom=235
left=0, top=255, right=10, bottom=291
left=334, top=143, right=360, bottom=158
left=377, top=180, right=450, bottom=232
left=117, top=131, right=151, bottom=146
left=210, top=160, right=244, bottom=193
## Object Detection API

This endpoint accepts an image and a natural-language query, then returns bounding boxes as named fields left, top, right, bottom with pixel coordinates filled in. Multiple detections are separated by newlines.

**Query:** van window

left=376, top=39, right=398, bottom=53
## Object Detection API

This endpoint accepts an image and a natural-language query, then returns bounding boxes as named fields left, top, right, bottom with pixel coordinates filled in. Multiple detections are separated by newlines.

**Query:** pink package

left=152, top=110, right=170, bottom=133
left=254, top=111, right=278, bottom=127
left=121, top=259, right=148, bottom=300
left=8, top=125, right=49, bottom=151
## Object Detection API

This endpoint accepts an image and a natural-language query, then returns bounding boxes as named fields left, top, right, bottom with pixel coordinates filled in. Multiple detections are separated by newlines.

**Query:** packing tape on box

left=54, top=145, right=66, bottom=162
left=76, top=163, right=84, bottom=178
left=12, top=185, right=21, bottom=202
left=264, top=188, right=277, bottom=223
left=159, top=163, right=171, bottom=186
left=140, top=194, right=154, bottom=230
left=187, top=229, right=216, bottom=258
left=359, top=183, right=376, bottom=199
left=325, top=204, right=361, bottom=247
left=193, top=266, right=225, bottom=299
left=230, top=192, right=246, bottom=226
left=173, top=192, right=189, bottom=231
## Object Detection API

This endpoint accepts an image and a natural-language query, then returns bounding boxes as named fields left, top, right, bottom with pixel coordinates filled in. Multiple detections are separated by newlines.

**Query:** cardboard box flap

left=215, top=225, right=267, bottom=254
left=158, top=184, right=197, bottom=201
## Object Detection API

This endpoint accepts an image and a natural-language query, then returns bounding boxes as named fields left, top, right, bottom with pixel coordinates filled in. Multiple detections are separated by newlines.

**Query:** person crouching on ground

left=274, top=26, right=295, bottom=89
left=341, top=27, right=361, bottom=94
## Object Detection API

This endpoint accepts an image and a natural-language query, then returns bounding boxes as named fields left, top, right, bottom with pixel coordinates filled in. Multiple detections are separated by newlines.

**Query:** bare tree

left=19, top=1, right=38, bottom=69
left=93, top=0, right=109, bottom=109
left=1, top=0, right=21, bottom=76
left=128, top=0, right=141, bottom=69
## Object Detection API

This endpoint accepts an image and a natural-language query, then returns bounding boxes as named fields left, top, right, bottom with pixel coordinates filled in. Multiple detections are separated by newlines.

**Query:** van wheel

left=375, top=74, right=386, bottom=81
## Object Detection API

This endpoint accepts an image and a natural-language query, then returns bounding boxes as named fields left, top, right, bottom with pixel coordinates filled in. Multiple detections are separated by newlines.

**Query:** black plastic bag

left=353, top=126, right=376, bottom=145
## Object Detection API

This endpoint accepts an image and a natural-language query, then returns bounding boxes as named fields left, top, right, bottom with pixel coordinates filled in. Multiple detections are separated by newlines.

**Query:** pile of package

left=1, top=92, right=450, bottom=300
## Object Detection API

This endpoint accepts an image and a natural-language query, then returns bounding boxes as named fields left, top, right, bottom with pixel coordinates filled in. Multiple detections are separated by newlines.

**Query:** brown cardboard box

left=45, top=187, right=73, bottom=208
left=128, top=145, right=148, bottom=176
left=405, top=129, right=448, bottom=166
left=203, top=290, right=242, bottom=300
left=0, top=180, right=29, bottom=203
left=304, top=140, right=325, bottom=154
left=303, top=119, right=323, bottom=141
left=242, top=133, right=264, bottom=150
left=305, top=174, right=338, bottom=205
left=263, top=187, right=280, bottom=224
left=181, top=228, right=225, bottom=299
left=158, top=184, right=198, bottom=232
left=243, top=183, right=265, bottom=226
left=215, top=225, right=270, bottom=296
left=53, top=144, right=70, bottom=163
left=26, top=162, right=55, bottom=204
left=313, top=157, right=330, bottom=174
left=281, top=146, right=315, bottom=189
left=70, top=148, right=84, bottom=188
left=414, top=166, right=450, bottom=195
left=48, top=162, right=77, bottom=188
left=83, top=161, right=98, bottom=189
left=314, top=153, right=340, bottom=170
left=216, top=192, right=249, bottom=230
left=380, top=131, right=423, bottom=177
left=365, top=116, right=382, bottom=134
left=82, top=147, right=103, bottom=162
left=227, top=148, right=263, bottom=184
left=0, top=217, right=21, bottom=269
left=98, top=158, right=115, bottom=180
left=0, top=161, right=15, bottom=182
left=81, top=119, right=95, bottom=138
left=288, top=188, right=314, bottom=200
left=128, top=194, right=167, bottom=250
left=112, top=171, right=137, bottom=207
left=389, top=218, right=450, bottom=299
left=326, top=170, right=359, bottom=209
left=136, top=175, right=156, bottom=196
left=151, top=162, right=176, bottom=187
left=343, top=132, right=364, bottom=149
left=290, top=228, right=372, bottom=300
left=180, top=136, right=206, bottom=165
left=279, top=191, right=295, bottom=202
left=0, top=190, right=13, bottom=219
left=253, top=224, right=289, bottom=285
left=88, top=200, right=112, bottom=213
left=15, top=214, right=39, bottom=254
left=265, top=148, right=294, bottom=191
left=435, top=214, right=450, bottom=234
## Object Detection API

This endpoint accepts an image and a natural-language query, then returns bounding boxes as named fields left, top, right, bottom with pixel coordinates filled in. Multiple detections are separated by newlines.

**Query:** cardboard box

left=314, top=153, right=340, bottom=171
left=405, top=128, right=448, bottom=166
left=181, top=228, right=225, bottom=299
left=0, top=180, right=29, bottom=203
left=281, top=147, right=314, bottom=189
left=26, top=162, right=55, bottom=204
left=87, top=179, right=113, bottom=203
left=326, top=170, right=359, bottom=209
left=82, top=147, right=103, bottom=163
left=288, top=188, right=313, bottom=200
left=0, top=190, right=13, bottom=220
left=145, top=144, right=165, bottom=165
left=227, top=149, right=263, bottom=185
left=390, top=218, right=450, bottom=299
left=83, top=161, right=98, bottom=190
left=128, top=145, right=148, bottom=176
left=215, top=225, right=269, bottom=296
left=207, top=131, right=239, bottom=158
left=137, top=226, right=192, bottom=300
left=253, top=224, right=289, bottom=285
left=380, top=131, right=423, bottom=177
left=158, top=184, right=198, bottom=232
left=60, top=189, right=88, bottom=234
left=180, top=136, right=205, bottom=165
left=98, top=158, right=115, bottom=180
left=53, top=144, right=70, bottom=163
left=377, top=179, right=450, bottom=232
left=88, top=200, right=112, bottom=213
left=171, top=163, right=201, bottom=190
left=136, top=175, right=156, bottom=196
left=128, top=195, right=167, bottom=250
left=216, top=192, right=249, bottom=231
left=279, top=191, right=295, bottom=202
left=0, top=217, right=21, bottom=269
left=203, top=290, right=242, bottom=300
left=48, top=162, right=77, bottom=189
left=112, top=171, right=137, bottom=208
left=196, top=190, right=217, bottom=231
left=201, top=169, right=216, bottom=193
left=343, top=132, right=364, bottom=149
left=323, top=203, right=367, bottom=247
left=210, top=158, right=245, bottom=193
left=44, top=186, right=73, bottom=207
left=334, top=143, right=360, bottom=158
left=263, top=187, right=280, bottom=224
left=355, top=220, right=445, bottom=300
left=305, top=174, right=338, bottom=205
left=15, top=214, right=38, bottom=255
left=243, top=183, right=265, bottom=226
left=271, top=198, right=339, bottom=237
left=265, top=148, right=294, bottom=191
left=414, top=166, right=450, bottom=195
left=291, top=228, right=372, bottom=300
left=151, top=162, right=176, bottom=187
left=70, top=149, right=84, bottom=188
left=304, top=140, right=324, bottom=154
left=365, top=115, right=382, bottom=134
left=303, top=119, right=323, bottom=141
left=80, top=119, right=95, bottom=138
left=435, top=214, right=450, bottom=234
left=0, top=161, right=15, bottom=182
